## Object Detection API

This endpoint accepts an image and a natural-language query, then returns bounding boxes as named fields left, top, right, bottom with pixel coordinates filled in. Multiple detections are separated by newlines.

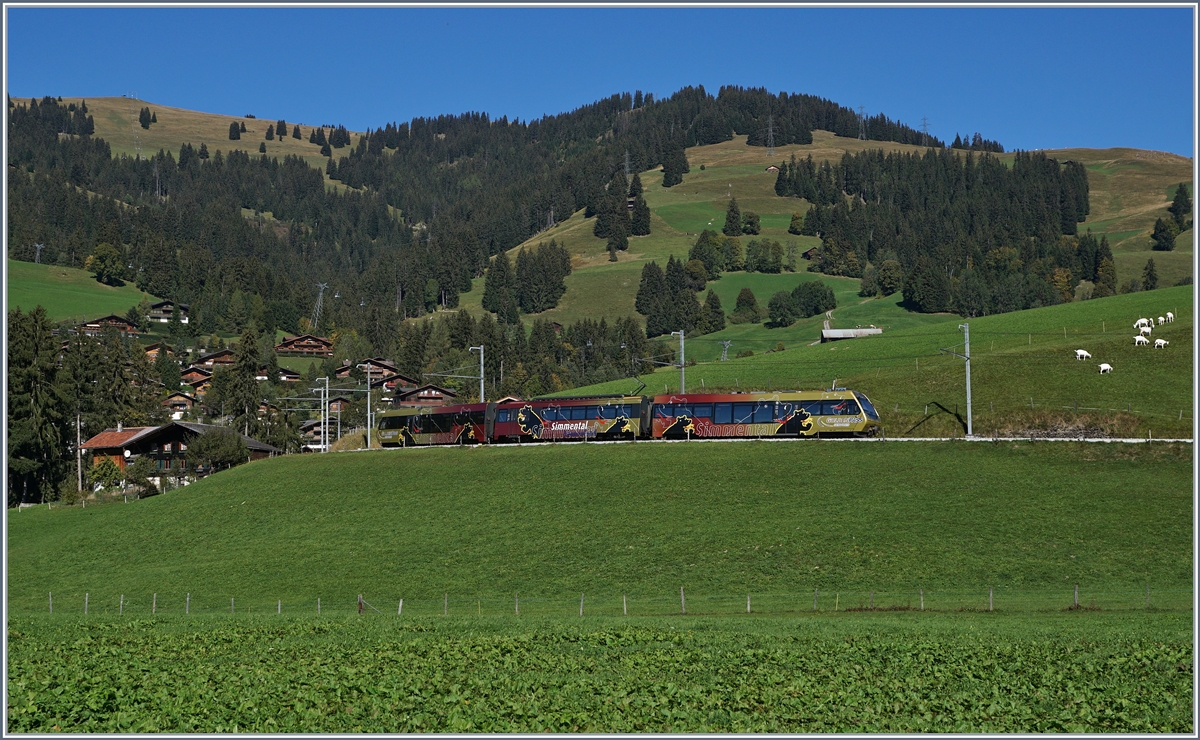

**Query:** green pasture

left=564, top=286, right=1194, bottom=437
left=7, top=438, right=1191, bottom=612
left=6, top=612, right=1191, bottom=732
left=6, top=259, right=154, bottom=322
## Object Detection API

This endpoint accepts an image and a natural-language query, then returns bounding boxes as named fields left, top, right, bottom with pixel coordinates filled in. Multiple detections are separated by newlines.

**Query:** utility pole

left=312, top=378, right=330, bottom=452
left=76, top=414, right=82, bottom=494
left=357, top=364, right=373, bottom=448
left=960, top=323, right=972, bottom=437
left=670, top=330, right=685, bottom=393
left=34, top=243, right=44, bottom=263
left=938, top=325, right=973, bottom=437
left=469, top=346, right=484, bottom=403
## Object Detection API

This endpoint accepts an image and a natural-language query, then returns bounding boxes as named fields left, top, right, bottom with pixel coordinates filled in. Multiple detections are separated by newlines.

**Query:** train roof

left=498, top=396, right=641, bottom=406
left=650, top=390, right=860, bottom=402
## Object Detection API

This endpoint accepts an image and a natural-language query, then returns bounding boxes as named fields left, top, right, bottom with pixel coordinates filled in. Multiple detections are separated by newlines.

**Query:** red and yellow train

left=377, top=389, right=882, bottom=446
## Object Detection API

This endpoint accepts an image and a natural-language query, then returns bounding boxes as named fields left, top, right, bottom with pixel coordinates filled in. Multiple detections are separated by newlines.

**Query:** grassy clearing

left=7, top=440, right=1190, bottom=612
left=6, top=612, right=1191, bottom=732
left=7, top=258, right=155, bottom=322
left=562, top=285, right=1194, bottom=437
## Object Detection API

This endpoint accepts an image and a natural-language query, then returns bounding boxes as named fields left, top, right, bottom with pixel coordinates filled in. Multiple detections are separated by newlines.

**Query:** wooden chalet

left=148, top=300, right=189, bottom=324
left=189, top=377, right=212, bottom=397
left=765, top=165, right=780, bottom=173
left=299, top=419, right=335, bottom=452
left=334, top=357, right=400, bottom=380
left=370, top=372, right=420, bottom=395
left=802, top=247, right=819, bottom=260
left=143, top=342, right=164, bottom=361
left=276, top=366, right=301, bottom=383
left=275, top=334, right=334, bottom=357
left=196, top=348, right=235, bottom=368
left=162, top=391, right=196, bottom=419
left=392, top=383, right=458, bottom=408
left=79, top=314, right=141, bottom=337
left=328, top=396, right=353, bottom=413
left=81, top=421, right=279, bottom=477
left=181, top=366, right=212, bottom=385
left=256, top=401, right=281, bottom=417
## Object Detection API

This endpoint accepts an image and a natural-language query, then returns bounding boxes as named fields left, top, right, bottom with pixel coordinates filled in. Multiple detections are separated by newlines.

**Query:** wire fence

left=25, top=586, right=1194, bottom=619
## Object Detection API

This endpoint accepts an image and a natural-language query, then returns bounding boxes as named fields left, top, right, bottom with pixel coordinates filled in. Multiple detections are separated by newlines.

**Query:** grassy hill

left=7, top=258, right=154, bottom=322
left=554, top=285, right=1194, bottom=439
left=459, top=132, right=1193, bottom=346
left=7, top=439, right=1191, bottom=615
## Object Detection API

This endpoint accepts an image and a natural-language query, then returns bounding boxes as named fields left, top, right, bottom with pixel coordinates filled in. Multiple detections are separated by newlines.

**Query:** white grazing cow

left=1158, top=316, right=1165, bottom=325
left=1075, top=349, right=1092, bottom=360
left=1155, top=339, right=1169, bottom=349
left=1098, top=363, right=1113, bottom=374
left=1134, top=335, right=1150, bottom=346
left=1139, top=325, right=1153, bottom=336
left=1166, top=312, right=1174, bottom=322
left=1135, top=318, right=1151, bottom=328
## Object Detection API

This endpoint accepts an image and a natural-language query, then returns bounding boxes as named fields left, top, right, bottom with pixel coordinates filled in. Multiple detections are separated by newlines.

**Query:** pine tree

left=1168, top=183, right=1192, bottom=229
left=741, top=211, right=761, bottom=235
left=198, top=142, right=209, bottom=160
left=608, top=232, right=628, bottom=253
left=482, top=250, right=516, bottom=318
left=239, top=121, right=246, bottom=133
left=138, top=107, right=151, bottom=129
left=788, top=213, right=804, bottom=235
left=150, top=111, right=156, bottom=124
left=229, top=122, right=241, bottom=140
left=292, top=124, right=302, bottom=140
left=635, top=261, right=666, bottom=315
left=320, top=143, right=331, bottom=157
left=628, top=172, right=644, bottom=197
left=701, top=289, right=725, bottom=333
left=630, top=196, right=651, bottom=236
left=275, top=120, right=287, bottom=138
left=265, top=126, right=274, bottom=141
left=1143, top=258, right=1158, bottom=290
left=1094, top=256, right=1118, bottom=298
left=723, top=198, right=742, bottom=237
left=1151, top=218, right=1176, bottom=251
left=259, top=142, right=267, bottom=153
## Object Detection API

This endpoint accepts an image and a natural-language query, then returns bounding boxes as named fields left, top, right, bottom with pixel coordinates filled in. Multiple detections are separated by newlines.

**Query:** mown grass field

left=7, top=612, right=1191, bottom=732
left=8, top=440, right=1191, bottom=611
left=6, top=259, right=154, bottom=322
left=563, top=285, right=1194, bottom=438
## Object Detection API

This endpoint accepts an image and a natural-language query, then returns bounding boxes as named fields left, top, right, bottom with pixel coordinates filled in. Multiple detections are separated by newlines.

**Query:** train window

left=691, top=403, right=713, bottom=419
left=620, top=405, right=633, bottom=417
left=469, top=411, right=485, bottom=425
left=802, top=401, right=822, bottom=415
left=599, top=405, right=617, bottom=419
left=752, top=405, right=775, bottom=423
left=496, top=409, right=510, bottom=423
left=822, top=401, right=857, bottom=416
left=714, top=403, right=733, bottom=424
left=379, top=416, right=407, bottom=430
left=656, top=405, right=675, bottom=418
left=569, top=406, right=588, bottom=420
left=733, top=403, right=754, bottom=424
left=855, top=392, right=880, bottom=421
left=538, top=407, right=558, bottom=421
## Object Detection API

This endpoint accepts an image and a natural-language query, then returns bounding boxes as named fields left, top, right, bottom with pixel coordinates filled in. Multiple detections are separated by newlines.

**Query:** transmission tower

left=33, top=243, right=44, bottom=264
left=857, top=106, right=867, bottom=140
left=766, top=116, right=775, bottom=157
left=311, top=282, right=329, bottom=330
left=920, top=116, right=930, bottom=147
left=126, top=92, right=142, bottom=160
left=720, top=340, right=733, bottom=362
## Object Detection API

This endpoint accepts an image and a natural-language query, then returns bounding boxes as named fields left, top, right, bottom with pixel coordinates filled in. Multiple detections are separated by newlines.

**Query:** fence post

left=231, top=597, right=235, bottom=614
left=49, top=592, right=52, bottom=614
left=623, top=594, right=627, bottom=616
left=919, top=588, right=924, bottom=611
left=84, top=592, right=88, bottom=615
left=514, top=593, right=518, bottom=616
left=120, top=594, right=124, bottom=615
left=278, top=599, right=281, bottom=615
left=153, top=593, right=157, bottom=615
left=988, top=587, right=993, bottom=612
left=399, top=599, right=403, bottom=616
left=1074, top=584, right=1079, bottom=608
left=358, top=594, right=364, bottom=615
left=579, top=593, right=584, bottom=617
left=747, top=594, right=751, bottom=613
left=444, top=593, right=448, bottom=616
left=186, top=593, right=190, bottom=615
left=834, top=593, right=838, bottom=611
left=1145, top=583, right=1150, bottom=608
left=318, top=598, right=321, bottom=615
left=680, top=586, right=686, bottom=615
left=814, top=589, right=818, bottom=611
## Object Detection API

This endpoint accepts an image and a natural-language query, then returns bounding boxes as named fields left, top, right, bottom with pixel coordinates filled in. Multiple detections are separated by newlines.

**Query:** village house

left=392, top=383, right=458, bottom=408
left=78, top=314, right=141, bottom=337
left=275, top=334, right=334, bottom=357
left=148, top=300, right=189, bottom=324
left=80, top=421, right=280, bottom=479
left=162, top=391, right=196, bottom=420
left=333, top=357, right=401, bottom=380
left=181, top=366, right=211, bottom=385
left=196, top=348, right=235, bottom=368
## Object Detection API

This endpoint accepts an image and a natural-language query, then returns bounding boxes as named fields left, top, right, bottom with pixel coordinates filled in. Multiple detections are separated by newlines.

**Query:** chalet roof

left=182, top=366, right=212, bottom=377
left=150, top=300, right=190, bottom=311
left=197, top=348, right=235, bottom=363
left=277, top=334, right=333, bottom=346
left=393, top=383, right=457, bottom=400
left=163, top=391, right=196, bottom=401
left=84, top=314, right=139, bottom=327
left=171, top=422, right=281, bottom=454
left=370, top=372, right=420, bottom=389
left=81, top=426, right=158, bottom=450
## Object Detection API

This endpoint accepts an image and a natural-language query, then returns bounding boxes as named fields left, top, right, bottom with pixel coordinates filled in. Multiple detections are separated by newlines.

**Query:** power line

left=311, top=283, right=328, bottom=330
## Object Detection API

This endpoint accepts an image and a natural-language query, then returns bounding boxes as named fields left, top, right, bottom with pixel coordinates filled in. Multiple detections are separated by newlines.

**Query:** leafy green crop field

left=7, top=259, right=154, bottom=323
left=7, top=612, right=1191, bottom=732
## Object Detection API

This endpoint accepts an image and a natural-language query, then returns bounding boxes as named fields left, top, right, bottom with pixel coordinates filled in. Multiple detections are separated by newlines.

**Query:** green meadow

left=7, top=259, right=154, bottom=322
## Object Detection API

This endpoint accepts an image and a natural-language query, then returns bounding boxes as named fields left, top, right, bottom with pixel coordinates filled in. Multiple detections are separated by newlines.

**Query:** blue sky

left=5, top=6, right=1195, bottom=156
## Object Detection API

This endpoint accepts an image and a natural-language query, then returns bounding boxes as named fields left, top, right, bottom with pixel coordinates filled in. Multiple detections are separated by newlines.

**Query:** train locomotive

left=377, top=389, right=881, bottom=446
